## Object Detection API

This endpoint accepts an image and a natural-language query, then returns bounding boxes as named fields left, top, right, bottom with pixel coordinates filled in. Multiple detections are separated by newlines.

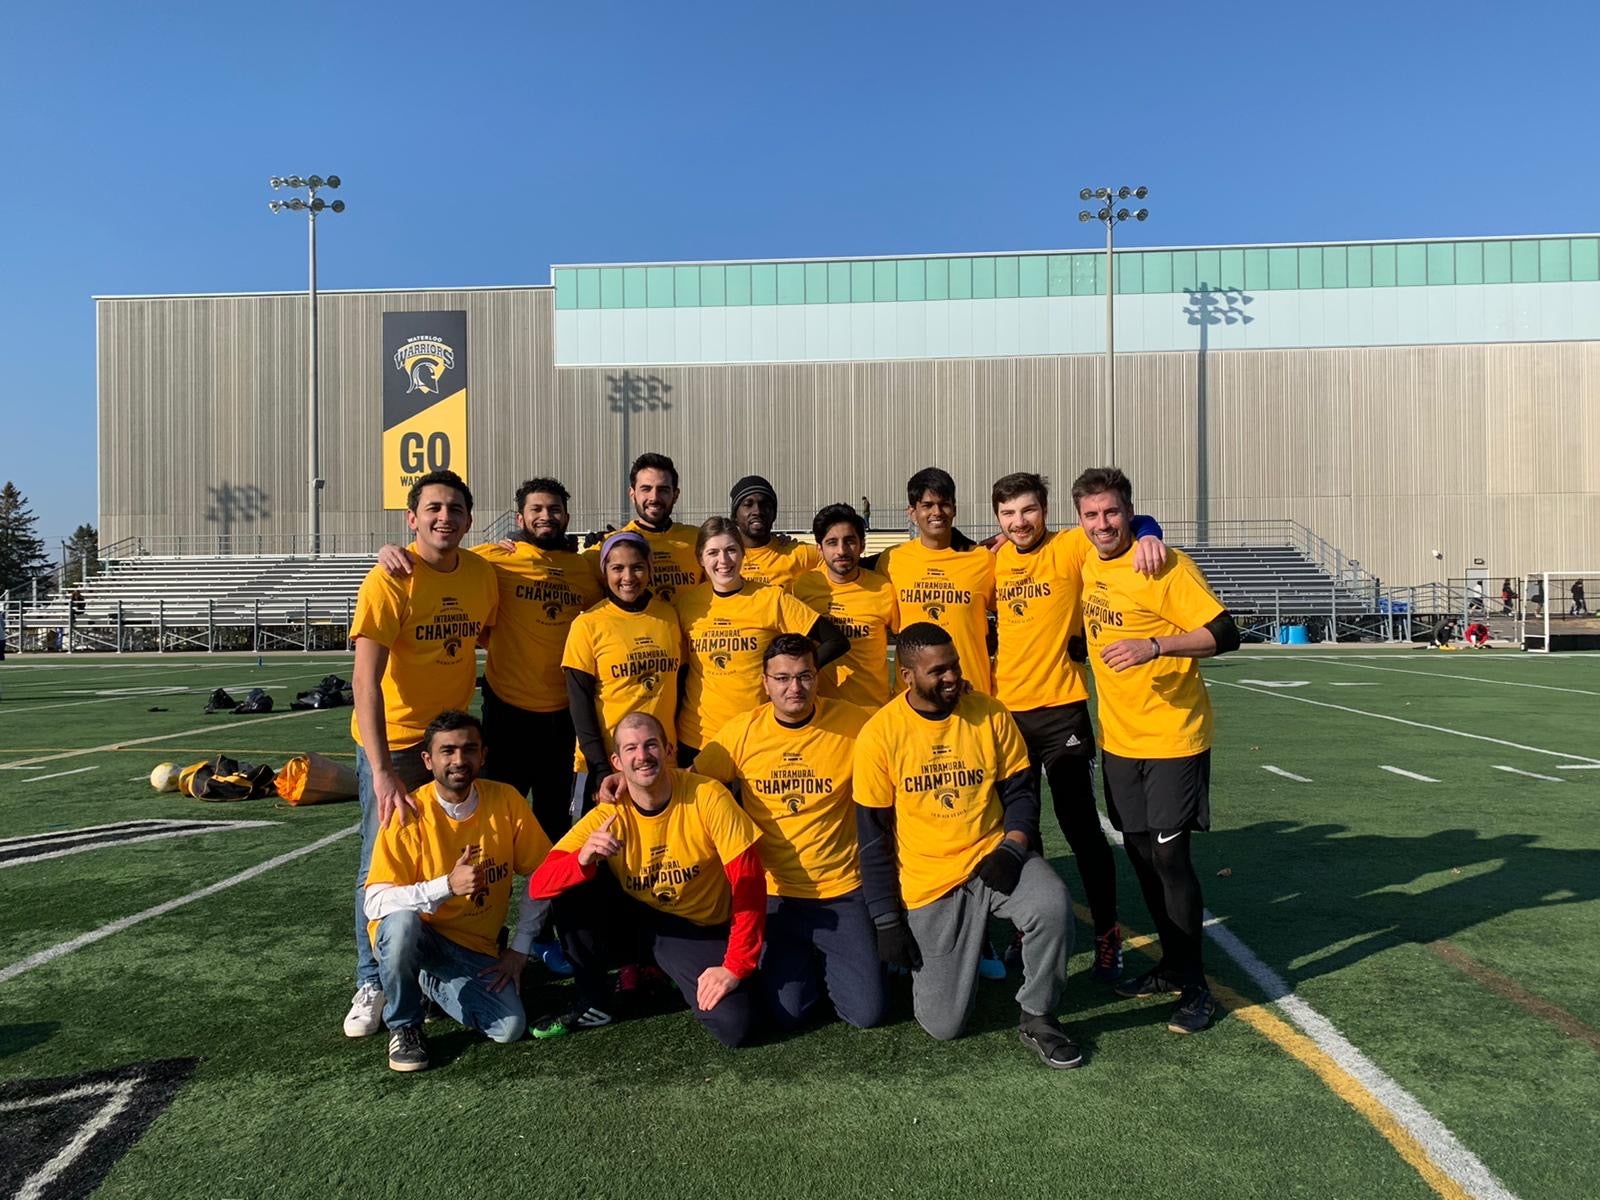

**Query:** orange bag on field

left=275, top=752, right=359, bottom=806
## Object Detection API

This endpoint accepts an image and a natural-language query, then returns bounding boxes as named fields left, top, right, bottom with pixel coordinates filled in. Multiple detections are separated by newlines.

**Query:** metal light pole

left=1079, top=186, right=1148, bottom=464
left=269, top=175, right=345, bottom=555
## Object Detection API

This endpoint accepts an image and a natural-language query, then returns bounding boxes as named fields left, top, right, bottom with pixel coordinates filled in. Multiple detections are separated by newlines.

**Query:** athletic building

left=96, top=234, right=1600, bottom=584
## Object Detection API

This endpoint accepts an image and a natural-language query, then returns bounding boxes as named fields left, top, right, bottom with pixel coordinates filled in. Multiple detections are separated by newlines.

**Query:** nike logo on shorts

left=1156, top=830, right=1182, bottom=845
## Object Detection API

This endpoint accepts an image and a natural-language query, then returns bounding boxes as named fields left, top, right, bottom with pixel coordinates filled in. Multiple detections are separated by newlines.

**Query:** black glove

left=874, top=915, right=923, bottom=971
left=1067, top=634, right=1087, bottom=664
left=973, top=839, right=1028, bottom=895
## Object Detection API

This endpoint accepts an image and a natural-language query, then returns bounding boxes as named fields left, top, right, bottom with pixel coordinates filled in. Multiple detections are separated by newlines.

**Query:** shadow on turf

left=1186, top=822, right=1600, bottom=987
left=0, top=1022, right=59, bottom=1060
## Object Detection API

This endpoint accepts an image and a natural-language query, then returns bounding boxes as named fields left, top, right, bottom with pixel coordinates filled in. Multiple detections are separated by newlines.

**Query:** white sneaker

left=343, top=983, right=385, bottom=1038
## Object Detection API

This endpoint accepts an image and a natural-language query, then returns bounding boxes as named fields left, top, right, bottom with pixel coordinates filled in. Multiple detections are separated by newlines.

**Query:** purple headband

left=599, top=530, right=650, bottom=567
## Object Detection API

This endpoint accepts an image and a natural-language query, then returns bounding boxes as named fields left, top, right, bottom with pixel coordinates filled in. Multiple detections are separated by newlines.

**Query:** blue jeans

left=373, top=911, right=527, bottom=1043
left=761, top=890, right=887, bottom=1031
left=354, top=745, right=431, bottom=988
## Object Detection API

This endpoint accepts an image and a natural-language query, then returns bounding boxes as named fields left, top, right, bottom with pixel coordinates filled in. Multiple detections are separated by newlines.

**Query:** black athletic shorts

left=1101, top=749, right=1210, bottom=835
left=1011, top=702, right=1096, bottom=769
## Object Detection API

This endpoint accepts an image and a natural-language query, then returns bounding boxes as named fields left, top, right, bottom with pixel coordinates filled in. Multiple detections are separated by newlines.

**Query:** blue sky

left=3, top=1, right=1595, bottom=543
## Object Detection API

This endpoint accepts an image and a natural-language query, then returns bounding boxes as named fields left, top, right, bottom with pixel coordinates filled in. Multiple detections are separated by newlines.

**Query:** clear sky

left=3, top=0, right=1595, bottom=545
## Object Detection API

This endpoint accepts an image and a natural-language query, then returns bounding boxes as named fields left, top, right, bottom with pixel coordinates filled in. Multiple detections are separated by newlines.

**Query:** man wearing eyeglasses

left=693, top=633, right=885, bottom=1032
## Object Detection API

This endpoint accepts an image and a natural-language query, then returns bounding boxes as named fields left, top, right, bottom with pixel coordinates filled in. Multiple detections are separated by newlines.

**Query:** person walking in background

left=860, top=497, right=872, bottom=530
left=1500, top=578, right=1516, bottom=615
left=1573, top=579, right=1588, bottom=615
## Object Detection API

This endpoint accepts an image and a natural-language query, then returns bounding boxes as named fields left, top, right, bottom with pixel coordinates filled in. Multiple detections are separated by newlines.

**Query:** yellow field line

left=1074, top=904, right=1474, bottom=1200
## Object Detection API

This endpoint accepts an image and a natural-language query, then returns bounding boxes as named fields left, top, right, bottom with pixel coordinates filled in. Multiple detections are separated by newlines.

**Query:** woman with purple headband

left=561, top=530, right=685, bottom=790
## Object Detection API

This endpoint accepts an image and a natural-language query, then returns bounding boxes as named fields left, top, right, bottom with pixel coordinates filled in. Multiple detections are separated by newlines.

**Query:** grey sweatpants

left=904, top=854, right=1072, bottom=1040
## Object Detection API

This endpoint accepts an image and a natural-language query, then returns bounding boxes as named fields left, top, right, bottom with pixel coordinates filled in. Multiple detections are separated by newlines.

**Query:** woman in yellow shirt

left=673, top=517, right=849, bottom=764
left=561, top=532, right=684, bottom=782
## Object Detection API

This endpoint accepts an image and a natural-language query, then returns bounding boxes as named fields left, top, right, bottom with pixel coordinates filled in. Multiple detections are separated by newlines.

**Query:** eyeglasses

left=764, top=672, right=817, bottom=687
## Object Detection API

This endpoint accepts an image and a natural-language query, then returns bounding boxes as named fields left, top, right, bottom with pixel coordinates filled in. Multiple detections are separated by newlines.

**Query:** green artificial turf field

left=1, top=648, right=1596, bottom=1199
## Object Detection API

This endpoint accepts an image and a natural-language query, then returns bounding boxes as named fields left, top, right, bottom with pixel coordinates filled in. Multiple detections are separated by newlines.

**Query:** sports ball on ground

left=149, top=762, right=181, bottom=792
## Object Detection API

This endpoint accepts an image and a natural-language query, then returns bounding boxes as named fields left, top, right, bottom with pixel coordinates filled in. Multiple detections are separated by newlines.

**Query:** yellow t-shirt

left=474, top=542, right=603, bottom=714
left=853, top=691, right=1031, bottom=910
left=561, top=597, right=683, bottom=764
left=365, top=779, right=552, bottom=958
left=583, top=520, right=703, bottom=604
left=741, top=538, right=823, bottom=591
left=993, top=528, right=1093, bottom=711
left=1080, top=546, right=1224, bottom=759
left=348, top=548, right=499, bottom=749
left=555, top=771, right=760, bottom=926
left=674, top=581, right=820, bottom=749
left=694, top=698, right=870, bottom=900
left=793, top=568, right=900, bottom=710
left=876, top=539, right=997, bottom=694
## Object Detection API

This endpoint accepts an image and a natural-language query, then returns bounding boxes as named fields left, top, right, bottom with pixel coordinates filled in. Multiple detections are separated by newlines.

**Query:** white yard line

left=1327, top=682, right=1381, bottom=687
left=1096, top=815, right=1514, bottom=1200
left=0, top=820, right=278, bottom=870
left=0, top=824, right=358, bottom=985
left=1208, top=679, right=1600, bottom=765
left=5, top=1079, right=137, bottom=1200
left=1262, top=765, right=1312, bottom=782
left=3, top=673, right=310, bottom=715
left=1300, top=657, right=1600, bottom=697
left=0, top=709, right=318, bottom=770
left=1555, top=764, right=1600, bottom=771
left=1380, top=766, right=1440, bottom=783
left=1489, top=765, right=1565, bottom=783
left=0, top=819, right=249, bottom=850
left=18, top=766, right=100, bottom=784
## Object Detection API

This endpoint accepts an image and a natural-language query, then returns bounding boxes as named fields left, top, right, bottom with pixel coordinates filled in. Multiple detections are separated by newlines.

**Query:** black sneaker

left=387, top=1026, right=429, bottom=1072
left=1018, top=1012, right=1084, bottom=1070
left=1090, top=924, right=1124, bottom=985
left=531, top=1005, right=615, bottom=1040
left=1168, top=986, right=1217, bottom=1035
left=1114, top=967, right=1184, bottom=999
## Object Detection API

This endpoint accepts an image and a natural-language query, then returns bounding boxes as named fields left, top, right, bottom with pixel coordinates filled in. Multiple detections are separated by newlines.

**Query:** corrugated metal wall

left=98, top=288, right=1599, bottom=583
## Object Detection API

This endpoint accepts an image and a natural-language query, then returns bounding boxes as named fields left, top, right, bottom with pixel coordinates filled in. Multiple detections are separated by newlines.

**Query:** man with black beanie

left=730, top=474, right=821, bottom=591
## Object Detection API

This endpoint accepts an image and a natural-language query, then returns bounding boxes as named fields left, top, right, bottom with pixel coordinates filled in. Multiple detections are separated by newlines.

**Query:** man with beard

left=595, top=453, right=703, bottom=604
left=794, top=503, right=899, bottom=709
left=853, top=622, right=1081, bottom=1068
left=730, top=474, right=822, bottom=591
left=364, top=711, right=553, bottom=1071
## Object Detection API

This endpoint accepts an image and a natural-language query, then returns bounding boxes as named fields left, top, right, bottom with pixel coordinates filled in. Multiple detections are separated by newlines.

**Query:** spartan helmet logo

left=1088, top=621, right=1101, bottom=642
left=639, top=674, right=659, bottom=694
left=393, top=336, right=457, bottom=396
left=1009, top=601, right=1027, bottom=617
left=783, top=795, right=804, bottom=815
left=442, top=636, right=462, bottom=659
left=711, top=653, right=732, bottom=670
left=542, top=601, right=563, bottom=620
left=653, top=884, right=679, bottom=905
left=937, top=790, right=958, bottom=811
left=925, top=603, right=946, bottom=621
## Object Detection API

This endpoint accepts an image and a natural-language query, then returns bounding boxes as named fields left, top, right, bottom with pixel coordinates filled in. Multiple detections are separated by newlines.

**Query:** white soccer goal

left=1518, top=571, right=1600, bottom=652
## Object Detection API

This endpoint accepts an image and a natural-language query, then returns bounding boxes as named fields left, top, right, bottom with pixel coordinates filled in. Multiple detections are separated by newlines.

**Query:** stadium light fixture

left=267, top=172, right=346, bottom=556
left=1078, top=184, right=1151, bottom=464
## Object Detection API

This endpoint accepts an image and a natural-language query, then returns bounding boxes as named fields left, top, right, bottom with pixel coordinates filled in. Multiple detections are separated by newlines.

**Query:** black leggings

left=1121, top=829, right=1205, bottom=985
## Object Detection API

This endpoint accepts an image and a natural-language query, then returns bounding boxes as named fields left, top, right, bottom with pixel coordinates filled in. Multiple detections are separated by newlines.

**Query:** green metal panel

left=600, top=267, right=624, bottom=309
left=1511, top=241, right=1539, bottom=283
left=1219, top=249, right=1244, bottom=292
left=1371, top=245, right=1396, bottom=287
left=873, top=260, right=897, bottom=302
left=647, top=266, right=674, bottom=307
left=1539, top=239, right=1570, bottom=282
left=775, top=263, right=805, bottom=305
left=674, top=265, right=700, bottom=307
left=554, top=268, right=577, bottom=310
left=1094, top=254, right=1106, bottom=297
left=1267, top=247, right=1297, bottom=290
left=1573, top=238, right=1600, bottom=282
left=1020, top=256, right=1048, bottom=297
left=828, top=261, right=851, bottom=302
left=926, top=258, right=949, bottom=301
left=1426, top=243, right=1454, bottom=285
left=578, top=267, right=601, bottom=309
left=1347, top=246, right=1371, bottom=288
left=898, top=259, right=926, bottom=301
left=972, top=257, right=996, bottom=299
left=1396, top=244, right=1426, bottom=287
left=1483, top=242, right=1511, bottom=284
left=1244, top=248, right=1269, bottom=290
left=700, top=265, right=725, bottom=306
left=1144, top=251, right=1173, bottom=294
left=1117, top=252, right=1143, bottom=295
left=1191, top=250, right=1217, bottom=290
left=726, top=263, right=752, bottom=305
left=1047, top=254, right=1071, bottom=296
left=1455, top=243, right=1483, bottom=285
left=805, top=262, right=829, bottom=304
left=752, top=263, right=777, bottom=305
left=624, top=266, right=647, bottom=307
left=1297, top=247, right=1322, bottom=289
left=851, top=261, right=873, bottom=302
left=948, top=257, right=972, bottom=300
left=1322, top=246, right=1347, bottom=289
left=1072, top=254, right=1097, bottom=296
left=995, top=256, right=1019, bottom=298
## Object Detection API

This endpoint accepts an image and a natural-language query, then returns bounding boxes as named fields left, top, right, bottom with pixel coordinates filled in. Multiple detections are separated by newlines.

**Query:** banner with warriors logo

left=382, top=310, right=468, bottom=509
